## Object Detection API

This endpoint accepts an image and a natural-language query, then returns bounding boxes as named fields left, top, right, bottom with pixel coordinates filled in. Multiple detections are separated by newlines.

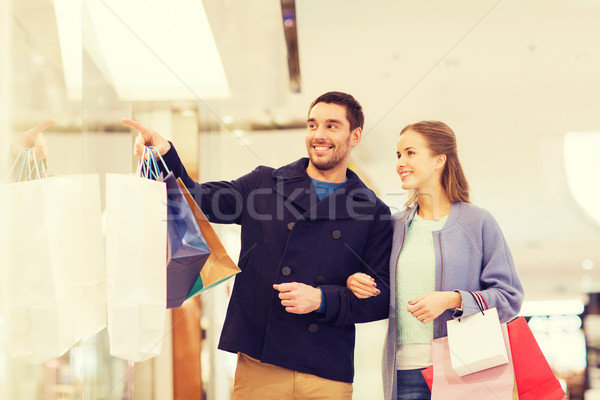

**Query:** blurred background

left=1, top=0, right=599, bottom=398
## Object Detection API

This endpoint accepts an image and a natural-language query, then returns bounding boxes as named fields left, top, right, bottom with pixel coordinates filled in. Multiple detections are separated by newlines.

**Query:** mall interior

left=1, top=0, right=600, bottom=399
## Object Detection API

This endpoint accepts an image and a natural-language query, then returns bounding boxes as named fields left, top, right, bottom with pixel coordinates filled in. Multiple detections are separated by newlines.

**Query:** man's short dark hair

left=308, top=91, right=364, bottom=131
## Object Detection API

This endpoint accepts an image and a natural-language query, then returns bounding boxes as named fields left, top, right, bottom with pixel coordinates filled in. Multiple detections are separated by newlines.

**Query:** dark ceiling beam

left=281, top=0, right=301, bottom=93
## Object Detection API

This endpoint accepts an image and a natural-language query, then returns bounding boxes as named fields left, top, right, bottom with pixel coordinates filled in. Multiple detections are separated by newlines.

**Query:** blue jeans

left=396, top=369, right=431, bottom=400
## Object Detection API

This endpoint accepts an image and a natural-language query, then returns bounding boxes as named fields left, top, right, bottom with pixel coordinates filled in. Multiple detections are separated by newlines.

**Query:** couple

left=124, top=91, right=524, bottom=400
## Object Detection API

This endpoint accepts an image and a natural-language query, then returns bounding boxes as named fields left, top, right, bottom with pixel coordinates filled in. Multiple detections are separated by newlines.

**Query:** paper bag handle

left=469, top=291, right=488, bottom=313
left=148, top=146, right=170, bottom=174
left=137, top=146, right=171, bottom=180
left=8, top=148, right=30, bottom=181
left=457, top=292, right=488, bottom=323
left=8, top=148, right=45, bottom=182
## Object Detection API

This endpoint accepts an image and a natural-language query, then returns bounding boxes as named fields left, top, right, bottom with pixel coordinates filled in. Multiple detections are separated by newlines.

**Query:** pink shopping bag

left=431, top=324, right=514, bottom=399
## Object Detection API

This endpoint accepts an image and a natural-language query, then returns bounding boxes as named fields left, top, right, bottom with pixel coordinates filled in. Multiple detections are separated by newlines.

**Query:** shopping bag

left=176, top=178, right=241, bottom=298
left=446, top=292, right=508, bottom=376
left=422, top=365, right=520, bottom=398
left=507, top=317, right=566, bottom=400
left=422, top=366, right=433, bottom=390
left=163, top=173, right=211, bottom=308
left=0, top=173, right=106, bottom=363
left=105, top=173, right=167, bottom=362
left=431, top=324, right=514, bottom=400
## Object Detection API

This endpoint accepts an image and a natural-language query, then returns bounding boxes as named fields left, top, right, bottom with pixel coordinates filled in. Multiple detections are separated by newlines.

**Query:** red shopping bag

left=507, top=317, right=566, bottom=400
left=422, top=366, right=433, bottom=390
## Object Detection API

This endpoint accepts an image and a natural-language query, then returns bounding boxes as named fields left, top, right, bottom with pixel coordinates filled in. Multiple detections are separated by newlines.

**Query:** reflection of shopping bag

left=507, top=317, right=566, bottom=400
left=431, top=324, right=514, bottom=399
left=163, top=173, right=210, bottom=308
left=105, top=173, right=167, bottom=362
left=176, top=179, right=240, bottom=298
left=0, top=174, right=106, bottom=363
left=446, top=292, right=508, bottom=376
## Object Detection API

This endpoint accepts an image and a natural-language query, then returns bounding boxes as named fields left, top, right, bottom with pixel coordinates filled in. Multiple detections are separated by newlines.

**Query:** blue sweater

left=383, top=202, right=524, bottom=399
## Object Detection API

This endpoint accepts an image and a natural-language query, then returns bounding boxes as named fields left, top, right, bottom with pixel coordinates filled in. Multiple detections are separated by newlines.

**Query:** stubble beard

left=308, top=143, right=352, bottom=171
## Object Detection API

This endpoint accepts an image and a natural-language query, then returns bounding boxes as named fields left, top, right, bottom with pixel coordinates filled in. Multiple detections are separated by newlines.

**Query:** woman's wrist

left=446, top=291, right=462, bottom=309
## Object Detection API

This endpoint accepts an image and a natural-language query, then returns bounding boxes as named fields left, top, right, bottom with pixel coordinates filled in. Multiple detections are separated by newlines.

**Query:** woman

left=347, top=121, right=524, bottom=400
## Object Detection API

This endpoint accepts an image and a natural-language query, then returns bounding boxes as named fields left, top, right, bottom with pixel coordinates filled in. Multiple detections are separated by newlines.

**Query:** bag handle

left=8, top=148, right=30, bottom=181
left=136, top=146, right=171, bottom=180
left=475, top=292, right=490, bottom=310
left=148, top=146, right=170, bottom=174
left=8, top=148, right=46, bottom=182
left=137, top=146, right=159, bottom=179
left=27, top=148, right=43, bottom=180
left=469, top=291, right=488, bottom=312
left=136, top=147, right=148, bottom=178
left=457, top=291, right=487, bottom=322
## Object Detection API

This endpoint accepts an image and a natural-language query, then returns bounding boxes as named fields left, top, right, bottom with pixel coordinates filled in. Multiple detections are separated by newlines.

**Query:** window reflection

left=0, top=0, right=133, bottom=399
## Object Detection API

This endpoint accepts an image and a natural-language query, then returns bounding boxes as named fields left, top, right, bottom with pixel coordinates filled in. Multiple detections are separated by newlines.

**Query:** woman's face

left=396, top=129, right=445, bottom=192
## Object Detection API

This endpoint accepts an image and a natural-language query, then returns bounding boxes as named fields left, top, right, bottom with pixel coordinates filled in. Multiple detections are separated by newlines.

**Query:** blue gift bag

left=163, top=172, right=211, bottom=308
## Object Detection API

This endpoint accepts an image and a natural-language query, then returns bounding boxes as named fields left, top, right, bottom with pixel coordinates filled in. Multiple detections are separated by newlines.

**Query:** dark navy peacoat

left=162, top=146, right=392, bottom=383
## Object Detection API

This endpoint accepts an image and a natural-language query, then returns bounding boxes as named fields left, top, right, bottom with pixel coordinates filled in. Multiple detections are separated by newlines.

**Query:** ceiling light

left=53, top=0, right=82, bottom=100
left=55, top=0, right=231, bottom=101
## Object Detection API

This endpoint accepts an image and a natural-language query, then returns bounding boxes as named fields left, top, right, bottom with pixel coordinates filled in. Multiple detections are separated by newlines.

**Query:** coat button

left=282, top=266, right=292, bottom=276
left=308, top=323, right=319, bottom=333
left=342, top=291, right=348, bottom=298
left=315, top=275, right=326, bottom=285
left=287, top=222, right=295, bottom=231
left=332, top=229, right=341, bottom=239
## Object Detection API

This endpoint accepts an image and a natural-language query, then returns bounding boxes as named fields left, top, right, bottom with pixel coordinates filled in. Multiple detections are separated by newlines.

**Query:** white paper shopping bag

left=0, top=174, right=106, bottom=363
left=446, top=306, right=508, bottom=376
left=105, top=173, right=167, bottom=362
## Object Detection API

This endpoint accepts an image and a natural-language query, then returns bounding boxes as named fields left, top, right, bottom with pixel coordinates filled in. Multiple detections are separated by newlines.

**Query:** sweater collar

left=271, top=158, right=376, bottom=219
left=403, top=202, right=463, bottom=231
left=271, top=158, right=370, bottom=197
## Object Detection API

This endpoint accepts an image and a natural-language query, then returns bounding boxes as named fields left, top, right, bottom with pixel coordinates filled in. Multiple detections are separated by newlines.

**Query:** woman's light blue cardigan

left=383, top=202, right=524, bottom=399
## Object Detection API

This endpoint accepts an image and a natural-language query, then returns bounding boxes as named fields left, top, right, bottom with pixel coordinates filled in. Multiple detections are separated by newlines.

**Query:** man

left=123, top=91, right=391, bottom=399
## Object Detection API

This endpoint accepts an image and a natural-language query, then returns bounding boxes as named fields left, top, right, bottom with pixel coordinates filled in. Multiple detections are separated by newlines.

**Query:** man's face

left=305, top=102, right=359, bottom=171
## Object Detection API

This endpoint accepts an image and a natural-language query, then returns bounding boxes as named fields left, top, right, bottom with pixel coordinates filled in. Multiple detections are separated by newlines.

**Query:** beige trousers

left=233, top=353, right=353, bottom=400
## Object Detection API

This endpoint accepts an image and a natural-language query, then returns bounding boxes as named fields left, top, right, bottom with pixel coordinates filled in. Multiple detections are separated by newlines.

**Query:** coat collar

left=271, top=158, right=377, bottom=219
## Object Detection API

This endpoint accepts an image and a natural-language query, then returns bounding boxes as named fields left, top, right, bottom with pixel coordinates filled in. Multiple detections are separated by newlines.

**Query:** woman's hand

left=407, top=291, right=462, bottom=324
left=346, top=273, right=380, bottom=299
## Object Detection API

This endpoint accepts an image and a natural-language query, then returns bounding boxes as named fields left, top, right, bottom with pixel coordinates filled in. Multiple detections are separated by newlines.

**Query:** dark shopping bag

left=163, top=172, right=211, bottom=308
left=507, top=317, right=566, bottom=400
left=177, top=178, right=241, bottom=297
